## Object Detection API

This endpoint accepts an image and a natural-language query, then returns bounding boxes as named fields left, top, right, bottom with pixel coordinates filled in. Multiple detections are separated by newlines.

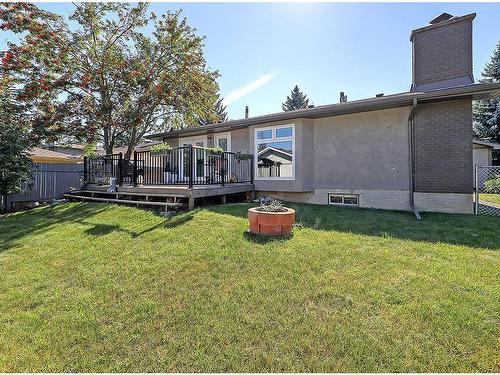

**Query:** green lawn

left=0, top=202, right=499, bottom=372
left=480, top=193, right=500, bottom=207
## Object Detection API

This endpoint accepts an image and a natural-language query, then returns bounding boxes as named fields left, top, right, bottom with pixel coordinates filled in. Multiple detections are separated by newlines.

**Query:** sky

left=2, top=2, right=500, bottom=120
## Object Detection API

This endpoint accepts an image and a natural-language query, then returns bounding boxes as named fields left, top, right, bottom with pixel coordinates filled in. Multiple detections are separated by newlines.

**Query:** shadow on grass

left=0, top=202, right=196, bottom=251
left=0, top=202, right=112, bottom=252
left=243, top=230, right=293, bottom=244
left=128, top=210, right=195, bottom=238
left=84, top=223, right=123, bottom=237
left=207, top=203, right=500, bottom=250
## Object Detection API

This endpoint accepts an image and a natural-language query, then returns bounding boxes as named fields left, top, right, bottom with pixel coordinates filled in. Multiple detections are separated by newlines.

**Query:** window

left=328, top=193, right=359, bottom=206
left=255, top=125, right=294, bottom=180
left=257, top=129, right=272, bottom=140
left=214, top=133, right=231, bottom=152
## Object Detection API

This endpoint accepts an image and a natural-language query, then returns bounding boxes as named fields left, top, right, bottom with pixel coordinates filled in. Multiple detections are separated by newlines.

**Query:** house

left=5, top=147, right=83, bottom=211
left=43, top=143, right=105, bottom=159
left=473, top=140, right=500, bottom=167
left=144, top=12, right=500, bottom=214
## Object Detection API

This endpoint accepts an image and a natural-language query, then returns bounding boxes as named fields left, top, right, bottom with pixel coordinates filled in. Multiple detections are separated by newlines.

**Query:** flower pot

left=248, top=207, right=295, bottom=237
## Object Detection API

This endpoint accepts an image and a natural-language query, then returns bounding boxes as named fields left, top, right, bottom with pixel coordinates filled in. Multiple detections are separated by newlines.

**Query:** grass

left=480, top=193, right=500, bottom=206
left=0, top=202, right=499, bottom=372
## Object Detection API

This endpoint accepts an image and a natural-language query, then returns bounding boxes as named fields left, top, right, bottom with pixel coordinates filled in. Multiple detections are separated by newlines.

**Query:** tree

left=473, top=41, right=500, bottom=143
left=282, top=85, right=310, bottom=111
left=1, top=3, right=220, bottom=159
left=198, top=94, right=228, bottom=125
left=0, top=89, right=33, bottom=213
left=0, top=3, right=70, bottom=145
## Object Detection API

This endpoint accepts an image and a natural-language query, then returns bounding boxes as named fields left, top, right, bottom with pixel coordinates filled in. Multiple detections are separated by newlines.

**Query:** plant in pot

left=248, top=198, right=295, bottom=237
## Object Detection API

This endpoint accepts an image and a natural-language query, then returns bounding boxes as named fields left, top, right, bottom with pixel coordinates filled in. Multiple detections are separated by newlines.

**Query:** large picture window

left=255, top=124, right=295, bottom=180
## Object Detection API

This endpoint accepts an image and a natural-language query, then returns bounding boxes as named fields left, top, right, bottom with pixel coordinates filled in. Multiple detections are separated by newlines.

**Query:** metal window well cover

left=475, top=166, right=500, bottom=216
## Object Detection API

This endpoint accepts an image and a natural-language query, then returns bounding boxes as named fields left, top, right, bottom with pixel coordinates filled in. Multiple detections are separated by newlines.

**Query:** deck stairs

left=64, top=189, right=185, bottom=210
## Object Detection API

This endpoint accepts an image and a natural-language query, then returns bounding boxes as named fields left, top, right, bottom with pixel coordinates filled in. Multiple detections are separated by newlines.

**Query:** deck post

left=250, top=154, right=254, bottom=184
left=133, top=151, right=137, bottom=187
left=83, top=156, right=88, bottom=184
left=188, top=196, right=195, bottom=210
left=188, top=145, right=194, bottom=189
left=221, top=195, right=226, bottom=204
left=221, top=152, right=225, bottom=186
left=118, top=152, right=123, bottom=186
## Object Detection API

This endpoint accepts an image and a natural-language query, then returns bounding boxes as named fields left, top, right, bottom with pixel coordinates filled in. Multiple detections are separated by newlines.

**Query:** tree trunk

left=124, top=127, right=138, bottom=161
left=103, top=126, right=113, bottom=155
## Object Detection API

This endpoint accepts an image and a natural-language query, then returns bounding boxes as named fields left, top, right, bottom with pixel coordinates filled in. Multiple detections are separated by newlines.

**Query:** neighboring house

left=43, top=143, right=105, bottom=159
left=146, top=13, right=500, bottom=214
left=6, top=147, right=83, bottom=211
left=257, top=146, right=293, bottom=178
left=473, top=140, right=500, bottom=167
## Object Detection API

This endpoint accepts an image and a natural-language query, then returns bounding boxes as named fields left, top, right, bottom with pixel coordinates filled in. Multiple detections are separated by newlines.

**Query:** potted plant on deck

left=150, top=142, right=172, bottom=157
left=248, top=198, right=295, bottom=237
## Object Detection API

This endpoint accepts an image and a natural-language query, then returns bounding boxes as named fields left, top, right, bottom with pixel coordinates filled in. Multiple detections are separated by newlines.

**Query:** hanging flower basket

left=150, top=143, right=172, bottom=157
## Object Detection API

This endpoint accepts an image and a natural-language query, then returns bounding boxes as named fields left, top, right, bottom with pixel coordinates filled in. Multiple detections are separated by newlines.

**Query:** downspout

left=408, top=98, right=422, bottom=220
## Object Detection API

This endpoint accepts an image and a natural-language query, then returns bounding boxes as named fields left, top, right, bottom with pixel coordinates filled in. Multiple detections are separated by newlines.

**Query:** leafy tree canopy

left=198, top=94, right=228, bottom=126
left=473, top=41, right=500, bottom=143
left=282, top=85, right=310, bottom=111
left=0, top=88, right=33, bottom=213
left=1, top=3, right=220, bottom=158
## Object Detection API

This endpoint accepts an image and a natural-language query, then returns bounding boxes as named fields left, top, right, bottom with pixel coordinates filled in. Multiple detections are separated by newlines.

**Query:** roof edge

left=147, top=82, right=500, bottom=140
left=410, top=13, right=476, bottom=41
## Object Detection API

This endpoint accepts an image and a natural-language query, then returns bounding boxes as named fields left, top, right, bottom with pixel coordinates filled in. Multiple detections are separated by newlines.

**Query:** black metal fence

left=84, top=146, right=254, bottom=187
left=84, top=154, right=122, bottom=185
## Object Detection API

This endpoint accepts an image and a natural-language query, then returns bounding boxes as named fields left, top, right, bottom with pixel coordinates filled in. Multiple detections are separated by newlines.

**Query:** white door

left=180, top=138, right=207, bottom=180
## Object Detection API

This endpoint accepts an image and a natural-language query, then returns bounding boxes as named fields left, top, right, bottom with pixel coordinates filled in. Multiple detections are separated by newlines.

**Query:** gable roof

left=258, top=146, right=293, bottom=159
left=30, top=147, right=81, bottom=164
left=147, top=82, right=500, bottom=141
left=473, top=140, right=500, bottom=149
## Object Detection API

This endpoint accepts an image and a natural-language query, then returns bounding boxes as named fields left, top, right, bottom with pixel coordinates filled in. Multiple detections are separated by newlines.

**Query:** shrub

left=484, top=175, right=500, bottom=193
left=256, top=198, right=288, bottom=212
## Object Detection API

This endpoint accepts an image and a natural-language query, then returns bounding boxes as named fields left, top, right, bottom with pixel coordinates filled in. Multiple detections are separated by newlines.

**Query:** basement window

left=328, top=193, right=359, bottom=206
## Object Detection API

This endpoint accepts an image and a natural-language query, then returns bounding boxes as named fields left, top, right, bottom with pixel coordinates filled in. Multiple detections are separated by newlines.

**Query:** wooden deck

left=66, top=183, right=255, bottom=210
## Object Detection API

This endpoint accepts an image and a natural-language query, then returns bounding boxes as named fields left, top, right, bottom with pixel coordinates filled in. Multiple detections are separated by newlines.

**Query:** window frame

left=328, top=193, right=359, bottom=206
left=254, top=124, right=295, bottom=181
left=214, top=132, right=232, bottom=152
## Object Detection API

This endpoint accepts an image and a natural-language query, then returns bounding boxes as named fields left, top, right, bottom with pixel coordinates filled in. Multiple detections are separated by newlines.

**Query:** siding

left=7, top=163, right=83, bottom=207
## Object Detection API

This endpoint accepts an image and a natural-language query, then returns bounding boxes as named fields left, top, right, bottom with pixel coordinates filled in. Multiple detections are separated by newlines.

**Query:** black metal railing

left=83, top=145, right=254, bottom=188
left=84, top=153, right=122, bottom=185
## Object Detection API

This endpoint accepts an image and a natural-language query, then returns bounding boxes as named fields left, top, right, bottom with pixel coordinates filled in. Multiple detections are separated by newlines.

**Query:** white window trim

left=178, top=135, right=208, bottom=147
left=214, top=132, right=231, bottom=152
left=254, top=124, right=295, bottom=181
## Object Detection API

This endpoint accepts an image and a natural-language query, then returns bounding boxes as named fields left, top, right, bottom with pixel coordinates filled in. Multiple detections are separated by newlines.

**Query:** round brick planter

left=248, top=207, right=296, bottom=237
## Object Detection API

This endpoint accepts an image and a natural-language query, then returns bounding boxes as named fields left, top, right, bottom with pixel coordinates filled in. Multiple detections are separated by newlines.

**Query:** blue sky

left=2, top=3, right=500, bottom=120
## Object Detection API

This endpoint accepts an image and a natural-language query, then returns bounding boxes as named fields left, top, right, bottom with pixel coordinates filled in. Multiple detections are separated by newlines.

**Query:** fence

left=84, top=146, right=254, bottom=187
left=6, top=162, right=83, bottom=210
left=474, top=165, right=500, bottom=216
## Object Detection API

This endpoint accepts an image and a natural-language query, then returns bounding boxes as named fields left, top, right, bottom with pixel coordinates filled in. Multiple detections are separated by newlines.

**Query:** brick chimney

left=410, top=12, right=475, bottom=92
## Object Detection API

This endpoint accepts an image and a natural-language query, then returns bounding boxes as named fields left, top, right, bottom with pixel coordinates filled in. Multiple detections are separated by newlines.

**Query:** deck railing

left=83, top=145, right=254, bottom=188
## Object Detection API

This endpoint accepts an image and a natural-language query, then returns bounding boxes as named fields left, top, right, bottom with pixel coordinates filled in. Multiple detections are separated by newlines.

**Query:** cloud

left=224, top=72, right=276, bottom=106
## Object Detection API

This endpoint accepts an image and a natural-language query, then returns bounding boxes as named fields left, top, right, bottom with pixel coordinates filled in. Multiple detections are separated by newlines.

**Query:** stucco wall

left=312, top=107, right=411, bottom=191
